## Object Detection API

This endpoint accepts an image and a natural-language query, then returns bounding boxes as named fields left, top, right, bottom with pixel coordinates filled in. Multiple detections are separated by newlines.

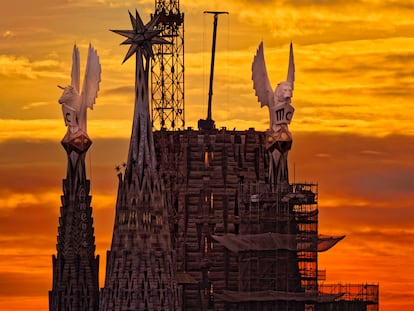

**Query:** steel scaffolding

left=151, top=0, right=185, bottom=130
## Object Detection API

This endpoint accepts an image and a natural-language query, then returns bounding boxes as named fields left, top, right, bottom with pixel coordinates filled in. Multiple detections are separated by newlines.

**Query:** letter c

left=65, top=113, right=71, bottom=124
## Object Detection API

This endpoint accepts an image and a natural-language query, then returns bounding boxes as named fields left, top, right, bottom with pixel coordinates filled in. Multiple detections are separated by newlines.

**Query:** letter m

left=275, top=108, right=285, bottom=121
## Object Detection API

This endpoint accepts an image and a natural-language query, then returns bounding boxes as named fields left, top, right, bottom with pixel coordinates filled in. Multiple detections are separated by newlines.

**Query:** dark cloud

left=283, top=0, right=359, bottom=6
left=312, top=85, right=414, bottom=98
left=0, top=166, right=63, bottom=194
left=382, top=1, right=414, bottom=11
left=352, top=169, right=414, bottom=195
left=0, top=271, right=50, bottom=296
left=0, top=202, right=58, bottom=236
left=291, top=21, right=396, bottom=46
left=101, top=86, right=135, bottom=96
left=0, top=141, right=65, bottom=194
left=320, top=206, right=414, bottom=232
left=1, top=133, right=414, bottom=306
left=385, top=52, right=414, bottom=63
left=350, top=229, right=414, bottom=248
left=236, top=0, right=360, bottom=7
left=291, top=133, right=414, bottom=207
left=303, top=51, right=413, bottom=79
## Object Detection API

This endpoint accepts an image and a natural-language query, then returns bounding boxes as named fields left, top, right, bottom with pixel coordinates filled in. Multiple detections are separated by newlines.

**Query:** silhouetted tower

left=151, top=0, right=184, bottom=130
left=49, top=136, right=100, bottom=311
left=49, top=45, right=100, bottom=311
left=49, top=142, right=100, bottom=311
left=100, top=10, right=181, bottom=310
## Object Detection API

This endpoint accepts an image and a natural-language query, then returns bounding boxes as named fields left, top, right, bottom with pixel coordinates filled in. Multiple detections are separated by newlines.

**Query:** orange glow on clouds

left=1, top=0, right=414, bottom=310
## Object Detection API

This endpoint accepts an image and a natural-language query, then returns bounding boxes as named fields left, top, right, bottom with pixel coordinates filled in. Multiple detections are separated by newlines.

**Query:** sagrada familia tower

left=49, top=44, right=101, bottom=310
left=50, top=2, right=379, bottom=311
left=99, top=10, right=182, bottom=310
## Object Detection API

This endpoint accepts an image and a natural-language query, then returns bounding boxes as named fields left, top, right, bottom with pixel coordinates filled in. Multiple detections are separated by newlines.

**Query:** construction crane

left=198, top=11, right=229, bottom=131
left=151, top=0, right=185, bottom=130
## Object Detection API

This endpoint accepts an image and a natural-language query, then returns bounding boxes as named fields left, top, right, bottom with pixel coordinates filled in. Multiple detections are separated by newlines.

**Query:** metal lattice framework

left=151, top=0, right=185, bottom=130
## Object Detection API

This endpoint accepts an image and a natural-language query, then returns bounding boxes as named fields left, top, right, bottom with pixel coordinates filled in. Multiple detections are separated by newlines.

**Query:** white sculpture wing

left=71, top=45, right=80, bottom=93
left=252, top=42, right=274, bottom=108
left=81, top=44, right=101, bottom=110
left=286, top=42, right=295, bottom=89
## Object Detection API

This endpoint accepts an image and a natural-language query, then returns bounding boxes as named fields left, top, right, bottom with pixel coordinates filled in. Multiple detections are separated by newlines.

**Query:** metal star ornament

left=111, top=10, right=169, bottom=63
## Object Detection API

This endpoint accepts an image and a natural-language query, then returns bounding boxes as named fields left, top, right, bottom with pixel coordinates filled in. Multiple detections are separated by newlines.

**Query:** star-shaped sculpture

left=111, top=10, right=170, bottom=63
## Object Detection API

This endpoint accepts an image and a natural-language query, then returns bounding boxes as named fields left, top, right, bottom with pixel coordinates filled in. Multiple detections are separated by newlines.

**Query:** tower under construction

left=154, top=127, right=378, bottom=311
left=149, top=9, right=379, bottom=311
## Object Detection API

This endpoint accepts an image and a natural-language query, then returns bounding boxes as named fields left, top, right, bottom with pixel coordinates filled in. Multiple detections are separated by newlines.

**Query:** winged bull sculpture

left=58, top=44, right=101, bottom=138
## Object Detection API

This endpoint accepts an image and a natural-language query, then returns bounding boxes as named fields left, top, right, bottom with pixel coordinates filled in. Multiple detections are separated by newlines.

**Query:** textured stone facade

left=154, top=128, right=315, bottom=311
left=49, top=141, right=100, bottom=311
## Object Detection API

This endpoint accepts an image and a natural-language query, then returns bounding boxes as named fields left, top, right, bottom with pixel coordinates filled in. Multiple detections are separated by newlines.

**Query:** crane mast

left=198, top=11, right=228, bottom=131
left=151, top=0, right=185, bottom=130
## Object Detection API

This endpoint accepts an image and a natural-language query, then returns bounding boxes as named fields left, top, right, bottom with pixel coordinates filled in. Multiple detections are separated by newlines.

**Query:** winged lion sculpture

left=252, top=41, right=295, bottom=149
left=252, top=42, right=295, bottom=187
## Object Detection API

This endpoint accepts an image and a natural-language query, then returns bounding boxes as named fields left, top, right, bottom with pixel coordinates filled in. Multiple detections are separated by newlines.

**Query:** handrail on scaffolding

left=319, top=283, right=379, bottom=305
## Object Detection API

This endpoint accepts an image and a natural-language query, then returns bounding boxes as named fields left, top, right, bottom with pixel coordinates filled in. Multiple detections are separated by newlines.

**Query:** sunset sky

left=1, top=0, right=414, bottom=310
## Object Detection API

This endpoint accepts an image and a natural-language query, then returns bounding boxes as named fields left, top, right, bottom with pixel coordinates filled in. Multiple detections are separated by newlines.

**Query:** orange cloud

left=1, top=133, right=414, bottom=310
left=1, top=1, right=414, bottom=310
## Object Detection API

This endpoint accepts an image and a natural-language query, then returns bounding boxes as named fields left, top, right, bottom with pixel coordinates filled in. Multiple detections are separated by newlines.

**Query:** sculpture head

left=58, top=85, right=81, bottom=111
left=275, top=81, right=293, bottom=104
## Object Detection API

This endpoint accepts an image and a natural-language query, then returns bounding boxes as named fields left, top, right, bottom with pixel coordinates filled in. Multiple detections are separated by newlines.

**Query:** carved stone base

left=61, top=130, right=92, bottom=154
left=265, top=128, right=292, bottom=153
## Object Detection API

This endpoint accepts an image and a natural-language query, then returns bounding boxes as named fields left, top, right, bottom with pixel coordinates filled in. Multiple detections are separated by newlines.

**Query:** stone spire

left=49, top=45, right=101, bottom=311
left=100, top=10, right=181, bottom=311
